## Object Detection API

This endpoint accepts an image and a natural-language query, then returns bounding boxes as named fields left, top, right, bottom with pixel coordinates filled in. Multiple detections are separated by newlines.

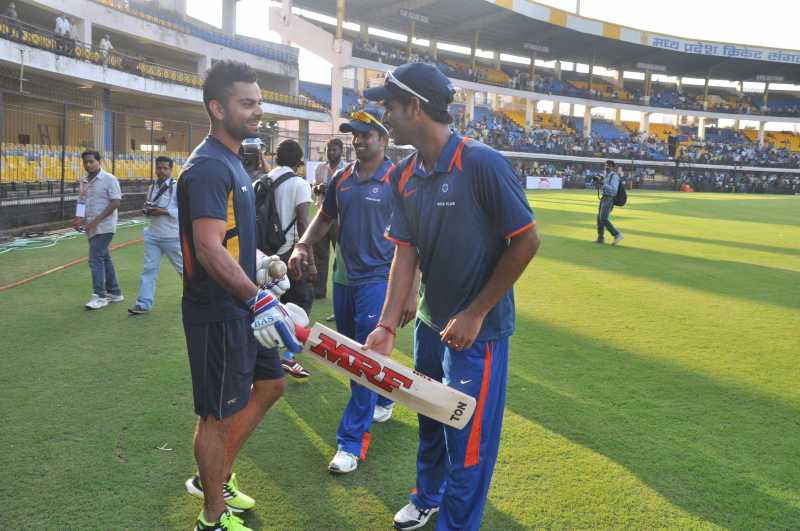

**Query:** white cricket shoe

left=328, top=450, right=358, bottom=474
left=393, top=502, right=439, bottom=530
left=107, top=293, right=125, bottom=303
left=85, top=294, right=109, bottom=310
left=612, top=233, right=624, bottom=246
left=373, top=403, right=394, bottom=423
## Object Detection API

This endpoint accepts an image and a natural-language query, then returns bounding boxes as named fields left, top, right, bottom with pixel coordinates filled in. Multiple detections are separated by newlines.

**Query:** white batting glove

left=256, top=250, right=290, bottom=297
left=249, top=289, right=309, bottom=352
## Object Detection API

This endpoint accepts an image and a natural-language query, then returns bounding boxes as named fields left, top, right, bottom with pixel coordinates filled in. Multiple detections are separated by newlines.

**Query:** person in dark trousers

left=595, top=160, right=623, bottom=245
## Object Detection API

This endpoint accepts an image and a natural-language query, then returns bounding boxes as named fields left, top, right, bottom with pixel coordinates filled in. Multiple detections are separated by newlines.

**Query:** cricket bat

left=294, top=323, right=476, bottom=430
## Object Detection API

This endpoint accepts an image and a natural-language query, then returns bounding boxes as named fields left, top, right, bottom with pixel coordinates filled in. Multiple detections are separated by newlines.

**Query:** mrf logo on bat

left=310, top=333, right=414, bottom=393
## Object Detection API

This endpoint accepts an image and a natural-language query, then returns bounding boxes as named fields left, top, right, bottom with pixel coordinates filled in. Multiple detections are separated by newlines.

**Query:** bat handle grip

left=294, top=324, right=310, bottom=345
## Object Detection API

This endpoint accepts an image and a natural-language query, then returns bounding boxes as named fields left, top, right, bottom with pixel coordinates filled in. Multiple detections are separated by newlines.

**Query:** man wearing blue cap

left=363, top=63, right=541, bottom=530
left=288, top=109, right=418, bottom=474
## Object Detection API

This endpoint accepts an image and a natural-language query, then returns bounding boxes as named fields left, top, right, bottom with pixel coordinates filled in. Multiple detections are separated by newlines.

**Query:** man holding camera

left=312, top=138, right=345, bottom=300
left=594, top=160, right=624, bottom=245
left=129, top=156, right=183, bottom=315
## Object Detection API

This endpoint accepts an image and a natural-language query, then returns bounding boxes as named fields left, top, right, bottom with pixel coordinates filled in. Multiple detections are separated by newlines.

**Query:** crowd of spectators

left=350, top=37, right=800, bottom=118
left=675, top=170, right=800, bottom=194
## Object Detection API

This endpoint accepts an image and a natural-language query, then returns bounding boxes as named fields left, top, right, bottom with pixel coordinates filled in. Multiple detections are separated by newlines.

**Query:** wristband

left=377, top=322, right=396, bottom=337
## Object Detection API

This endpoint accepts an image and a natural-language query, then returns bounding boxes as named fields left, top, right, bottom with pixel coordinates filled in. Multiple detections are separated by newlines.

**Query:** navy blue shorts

left=184, top=317, right=283, bottom=420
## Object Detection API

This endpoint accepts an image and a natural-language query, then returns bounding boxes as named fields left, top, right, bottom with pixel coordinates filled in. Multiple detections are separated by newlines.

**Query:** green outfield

left=1, top=189, right=798, bottom=530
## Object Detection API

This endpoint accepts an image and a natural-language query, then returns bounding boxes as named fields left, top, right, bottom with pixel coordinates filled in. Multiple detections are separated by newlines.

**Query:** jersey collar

left=351, top=156, right=393, bottom=183
left=412, top=131, right=464, bottom=179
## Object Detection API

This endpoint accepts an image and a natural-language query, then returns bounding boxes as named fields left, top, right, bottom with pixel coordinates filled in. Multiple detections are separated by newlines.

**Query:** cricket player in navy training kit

left=363, top=63, right=541, bottom=530
left=289, top=109, right=418, bottom=474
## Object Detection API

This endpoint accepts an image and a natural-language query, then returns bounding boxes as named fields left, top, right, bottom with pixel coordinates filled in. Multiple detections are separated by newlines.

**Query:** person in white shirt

left=128, top=156, right=183, bottom=315
left=99, top=34, right=113, bottom=65
left=73, top=150, right=124, bottom=310
left=312, top=137, right=345, bottom=299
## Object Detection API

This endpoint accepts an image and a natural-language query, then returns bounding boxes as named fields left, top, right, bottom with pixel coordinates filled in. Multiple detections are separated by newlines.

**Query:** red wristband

left=377, top=322, right=396, bottom=337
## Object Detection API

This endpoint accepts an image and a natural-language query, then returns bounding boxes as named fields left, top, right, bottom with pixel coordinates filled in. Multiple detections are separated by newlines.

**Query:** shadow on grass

left=537, top=232, right=800, bottom=310
left=621, top=195, right=800, bottom=227
left=243, top=362, right=526, bottom=529
left=507, top=315, right=800, bottom=529
left=538, top=207, right=800, bottom=258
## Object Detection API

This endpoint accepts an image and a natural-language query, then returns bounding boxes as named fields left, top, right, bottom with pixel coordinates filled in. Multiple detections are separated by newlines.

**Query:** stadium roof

left=292, top=0, right=800, bottom=83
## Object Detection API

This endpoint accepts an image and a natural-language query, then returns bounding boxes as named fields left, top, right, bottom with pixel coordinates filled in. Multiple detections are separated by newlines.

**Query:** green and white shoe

left=185, top=473, right=256, bottom=513
left=195, top=509, right=251, bottom=530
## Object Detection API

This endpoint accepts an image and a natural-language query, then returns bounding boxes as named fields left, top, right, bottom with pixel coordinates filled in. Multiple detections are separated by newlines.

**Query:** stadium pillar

left=471, top=31, right=479, bottom=70
left=431, top=40, right=438, bottom=60
left=465, top=90, right=475, bottom=122
left=197, top=55, right=212, bottom=74
left=643, top=71, right=651, bottom=105
left=335, top=0, right=344, bottom=40
left=697, top=117, right=706, bottom=140
left=614, top=108, right=621, bottom=125
left=616, top=69, right=624, bottom=89
left=60, top=103, right=67, bottom=220
left=762, top=83, right=770, bottom=112
left=703, top=77, right=710, bottom=110
left=360, top=23, right=369, bottom=44
left=554, top=60, right=561, bottom=80
left=757, top=121, right=765, bottom=147
left=299, top=119, right=310, bottom=162
left=525, top=99, right=535, bottom=127
left=676, top=77, right=682, bottom=93
left=528, top=54, right=536, bottom=90
left=331, top=66, right=343, bottom=133
left=76, top=18, right=91, bottom=45
left=407, top=20, right=415, bottom=58
left=551, top=100, right=560, bottom=122
left=222, top=0, right=236, bottom=37
left=583, top=106, right=592, bottom=139
left=639, top=112, right=649, bottom=134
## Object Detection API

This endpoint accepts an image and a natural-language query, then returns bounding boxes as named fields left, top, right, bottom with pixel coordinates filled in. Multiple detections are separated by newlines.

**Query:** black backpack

left=254, top=172, right=297, bottom=254
left=613, top=180, right=628, bottom=207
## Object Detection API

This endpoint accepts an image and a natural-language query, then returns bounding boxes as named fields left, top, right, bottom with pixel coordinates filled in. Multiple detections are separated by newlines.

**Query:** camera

left=313, top=182, right=328, bottom=196
left=240, top=137, right=265, bottom=172
left=142, top=201, right=156, bottom=216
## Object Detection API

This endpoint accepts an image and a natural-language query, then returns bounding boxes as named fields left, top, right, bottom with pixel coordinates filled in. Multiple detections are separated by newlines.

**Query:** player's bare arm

left=400, top=268, right=421, bottom=328
left=441, top=226, right=540, bottom=351
left=192, top=217, right=258, bottom=302
left=364, top=244, right=419, bottom=356
left=288, top=210, right=334, bottom=279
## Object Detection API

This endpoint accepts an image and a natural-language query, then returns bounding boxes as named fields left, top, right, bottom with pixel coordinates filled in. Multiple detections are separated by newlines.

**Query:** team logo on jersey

left=441, top=183, right=449, bottom=193
left=372, top=186, right=379, bottom=194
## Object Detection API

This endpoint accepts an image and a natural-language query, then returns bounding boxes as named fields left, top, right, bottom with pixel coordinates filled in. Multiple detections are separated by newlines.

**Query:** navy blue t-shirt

left=178, top=136, right=257, bottom=324
left=321, top=158, right=395, bottom=286
left=386, top=133, right=535, bottom=340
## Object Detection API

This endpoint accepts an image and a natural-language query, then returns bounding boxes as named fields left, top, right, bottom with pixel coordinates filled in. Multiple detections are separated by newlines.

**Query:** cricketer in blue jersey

left=363, top=63, right=541, bottom=531
left=288, top=109, right=419, bottom=475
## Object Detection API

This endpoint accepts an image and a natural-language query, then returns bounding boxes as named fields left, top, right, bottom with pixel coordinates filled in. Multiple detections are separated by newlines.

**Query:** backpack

left=613, top=179, right=628, bottom=207
left=254, top=172, right=297, bottom=254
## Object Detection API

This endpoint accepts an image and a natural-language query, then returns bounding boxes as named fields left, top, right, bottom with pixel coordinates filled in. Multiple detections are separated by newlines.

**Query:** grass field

left=1, top=189, right=799, bottom=530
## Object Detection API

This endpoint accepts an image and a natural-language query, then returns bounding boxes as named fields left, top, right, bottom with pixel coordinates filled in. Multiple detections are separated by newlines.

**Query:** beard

left=223, top=115, right=257, bottom=142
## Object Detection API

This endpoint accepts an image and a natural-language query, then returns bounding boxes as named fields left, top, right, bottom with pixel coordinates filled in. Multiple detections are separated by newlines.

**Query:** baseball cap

left=363, top=63, right=455, bottom=112
left=339, top=108, right=390, bottom=136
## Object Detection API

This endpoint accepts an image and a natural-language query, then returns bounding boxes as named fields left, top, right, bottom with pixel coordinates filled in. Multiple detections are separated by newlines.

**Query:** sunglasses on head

left=384, top=70, right=430, bottom=103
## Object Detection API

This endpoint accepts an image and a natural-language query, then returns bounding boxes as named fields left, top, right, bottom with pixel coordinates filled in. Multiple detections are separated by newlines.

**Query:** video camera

left=240, top=137, right=266, bottom=173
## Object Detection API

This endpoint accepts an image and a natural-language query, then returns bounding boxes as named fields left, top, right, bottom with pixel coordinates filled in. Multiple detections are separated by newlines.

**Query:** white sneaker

left=107, top=293, right=125, bottom=303
left=612, top=233, right=624, bottom=246
left=393, top=502, right=439, bottom=530
left=85, top=294, right=109, bottom=310
left=373, top=403, right=394, bottom=423
left=328, top=450, right=358, bottom=474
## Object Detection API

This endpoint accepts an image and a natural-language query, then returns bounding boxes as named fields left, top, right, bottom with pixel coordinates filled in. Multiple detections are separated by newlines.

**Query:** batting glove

left=255, top=250, right=290, bottom=297
left=249, top=289, right=308, bottom=353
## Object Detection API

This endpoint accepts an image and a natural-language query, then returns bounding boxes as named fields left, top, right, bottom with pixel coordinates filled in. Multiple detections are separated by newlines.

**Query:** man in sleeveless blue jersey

left=289, top=109, right=418, bottom=474
left=363, top=63, right=541, bottom=531
left=178, top=60, right=307, bottom=531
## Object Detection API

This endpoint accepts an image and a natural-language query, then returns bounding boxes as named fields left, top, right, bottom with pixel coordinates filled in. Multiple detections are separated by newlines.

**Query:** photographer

left=594, top=160, right=624, bottom=245
left=128, top=156, right=183, bottom=314
left=312, top=138, right=345, bottom=300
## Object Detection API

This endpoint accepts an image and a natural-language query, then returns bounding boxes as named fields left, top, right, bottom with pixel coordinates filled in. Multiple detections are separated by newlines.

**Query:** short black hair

left=327, top=138, right=344, bottom=150
left=606, top=160, right=617, bottom=168
left=276, top=139, right=304, bottom=168
left=81, top=150, right=101, bottom=162
left=202, top=60, right=258, bottom=117
left=388, top=92, right=452, bottom=125
left=155, top=156, right=174, bottom=168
